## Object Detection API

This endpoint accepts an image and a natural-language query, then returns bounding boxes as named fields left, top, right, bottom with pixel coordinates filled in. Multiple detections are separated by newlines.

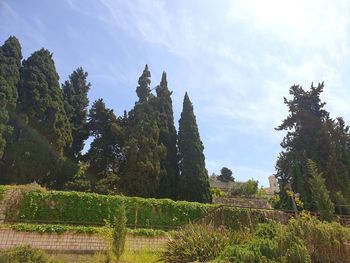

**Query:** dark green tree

left=155, top=72, right=179, bottom=199
left=217, top=167, right=234, bottom=182
left=0, top=36, right=22, bottom=160
left=121, top=65, right=165, bottom=197
left=178, top=93, right=212, bottom=203
left=3, top=49, right=73, bottom=186
left=62, top=67, right=90, bottom=162
left=275, top=83, right=350, bottom=212
left=307, top=159, right=335, bottom=221
left=84, top=99, right=122, bottom=194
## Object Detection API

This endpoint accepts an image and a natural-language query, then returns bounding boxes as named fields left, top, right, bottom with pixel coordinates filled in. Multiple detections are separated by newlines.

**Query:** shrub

left=211, top=187, right=228, bottom=198
left=217, top=223, right=311, bottom=263
left=230, top=180, right=258, bottom=197
left=288, top=214, right=350, bottom=262
left=162, top=223, right=229, bottom=263
left=12, top=189, right=211, bottom=227
left=0, top=246, right=60, bottom=263
left=111, top=201, right=127, bottom=260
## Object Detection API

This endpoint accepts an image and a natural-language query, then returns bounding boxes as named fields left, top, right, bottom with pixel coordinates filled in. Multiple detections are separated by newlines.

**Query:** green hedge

left=12, top=190, right=211, bottom=227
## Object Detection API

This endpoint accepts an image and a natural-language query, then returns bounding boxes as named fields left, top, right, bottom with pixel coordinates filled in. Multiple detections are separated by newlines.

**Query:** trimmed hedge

left=11, top=190, right=211, bottom=227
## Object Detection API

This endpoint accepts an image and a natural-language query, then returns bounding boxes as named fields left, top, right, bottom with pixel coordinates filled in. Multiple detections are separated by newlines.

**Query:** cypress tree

left=85, top=99, right=122, bottom=194
left=121, top=65, right=165, bottom=197
left=155, top=72, right=179, bottom=199
left=0, top=36, right=22, bottom=160
left=3, top=49, right=73, bottom=185
left=178, top=93, right=212, bottom=203
left=62, top=67, right=90, bottom=162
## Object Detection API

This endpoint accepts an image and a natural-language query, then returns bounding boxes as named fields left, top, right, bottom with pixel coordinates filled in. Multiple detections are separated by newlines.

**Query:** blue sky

left=2, top=0, right=350, bottom=187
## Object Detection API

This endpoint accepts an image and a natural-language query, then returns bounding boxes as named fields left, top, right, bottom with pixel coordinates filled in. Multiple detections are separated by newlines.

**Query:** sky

left=1, top=0, right=350, bottom=187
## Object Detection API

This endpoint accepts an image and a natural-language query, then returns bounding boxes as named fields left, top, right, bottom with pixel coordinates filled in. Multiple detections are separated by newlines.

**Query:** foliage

left=288, top=213, right=350, bottom=263
left=230, top=180, right=258, bottom=197
left=162, top=223, right=229, bottom=263
left=178, top=92, right=212, bottom=203
left=62, top=67, right=90, bottom=162
left=10, top=188, right=211, bottom=227
left=211, top=187, right=228, bottom=198
left=155, top=71, right=179, bottom=200
left=84, top=99, right=122, bottom=192
left=0, top=36, right=21, bottom=160
left=217, top=167, right=234, bottom=182
left=9, top=223, right=98, bottom=234
left=111, top=201, right=127, bottom=260
left=0, top=246, right=61, bottom=263
left=276, top=83, right=350, bottom=212
left=307, top=159, right=335, bottom=221
left=217, top=222, right=311, bottom=263
left=121, top=65, right=166, bottom=197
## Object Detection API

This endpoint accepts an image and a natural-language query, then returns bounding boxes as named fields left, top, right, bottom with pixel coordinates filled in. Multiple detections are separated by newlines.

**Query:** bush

left=230, top=180, right=258, bottom=197
left=0, top=246, right=60, bottom=263
left=217, top=223, right=310, bottom=263
left=9, top=189, right=211, bottom=227
left=162, top=223, right=229, bottom=263
left=211, top=187, right=228, bottom=198
left=111, top=201, right=127, bottom=260
left=288, top=214, right=350, bottom=262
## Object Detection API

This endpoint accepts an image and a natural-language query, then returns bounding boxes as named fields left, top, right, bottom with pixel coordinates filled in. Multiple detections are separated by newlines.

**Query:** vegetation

left=111, top=202, right=127, bottom=260
left=7, top=188, right=210, bottom=227
left=0, top=36, right=211, bottom=202
left=230, top=179, right=258, bottom=197
left=217, top=167, right=234, bottom=182
left=0, top=246, right=61, bottom=263
left=162, top=223, right=229, bottom=263
left=276, top=83, right=350, bottom=213
left=178, top=93, right=212, bottom=203
left=307, top=159, right=335, bottom=221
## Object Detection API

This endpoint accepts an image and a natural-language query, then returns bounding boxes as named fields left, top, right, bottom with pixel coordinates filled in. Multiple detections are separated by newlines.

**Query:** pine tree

left=155, top=72, right=179, bottom=199
left=178, top=93, right=212, bottom=203
left=275, top=83, right=331, bottom=209
left=85, top=99, right=122, bottom=194
left=3, top=49, right=73, bottom=185
left=62, top=67, right=90, bottom=162
left=121, top=65, right=165, bottom=197
left=0, top=36, right=22, bottom=159
left=307, top=159, right=335, bottom=221
left=217, top=167, right=234, bottom=182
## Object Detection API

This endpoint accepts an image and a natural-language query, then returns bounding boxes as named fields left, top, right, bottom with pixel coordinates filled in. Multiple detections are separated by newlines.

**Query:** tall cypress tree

left=3, top=49, right=72, bottom=185
left=85, top=99, right=122, bottom=193
left=178, top=93, right=212, bottom=203
left=121, top=65, right=165, bottom=197
left=0, top=36, right=22, bottom=160
left=155, top=72, right=179, bottom=199
left=62, top=67, right=90, bottom=162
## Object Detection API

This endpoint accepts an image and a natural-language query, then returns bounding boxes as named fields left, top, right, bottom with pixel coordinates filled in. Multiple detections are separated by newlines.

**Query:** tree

left=178, top=93, right=212, bottom=203
left=275, top=83, right=350, bottom=212
left=62, top=67, right=90, bottom=162
left=121, top=65, right=165, bottom=197
left=217, top=167, right=234, bottom=182
left=155, top=72, right=179, bottom=199
left=275, top=83, right=331, bottom=209
left=0, top=36, right=22, bottom=160
left=307, top=159, right=335, bottom=221
left=136, top=64, right=151, bottom=102
left=3, top=49, right=73, bottom=186
left=84, top=99, right=122, bottom=193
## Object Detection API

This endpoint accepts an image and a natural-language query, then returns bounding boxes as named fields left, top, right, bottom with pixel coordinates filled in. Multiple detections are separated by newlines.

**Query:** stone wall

left=0, top=229, right=168, bottom=254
